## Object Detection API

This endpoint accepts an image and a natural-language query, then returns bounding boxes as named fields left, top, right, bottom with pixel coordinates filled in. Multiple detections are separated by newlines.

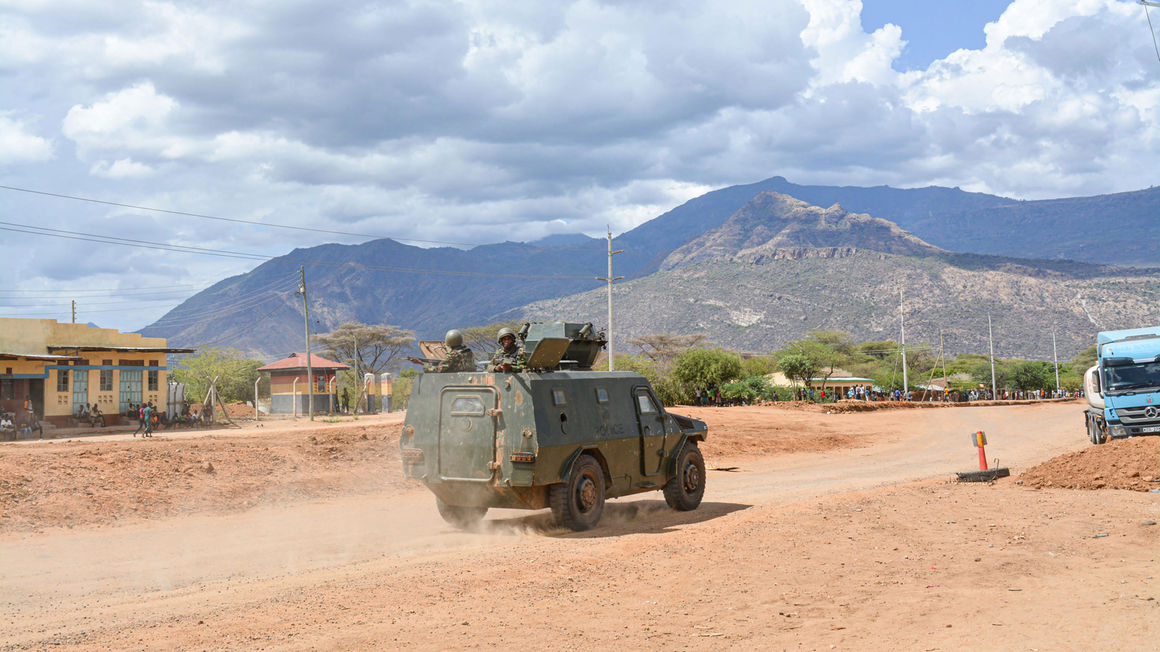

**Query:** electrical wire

left=0, top=284, right=202, bottom=295
left=0, top=184, right=608, bottom=251
left=1, top=220, right=599, bottom=280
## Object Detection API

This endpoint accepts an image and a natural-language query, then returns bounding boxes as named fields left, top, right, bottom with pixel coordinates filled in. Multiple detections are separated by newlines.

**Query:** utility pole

left=940, top=329, right=947, bottom=388
left=1052, top=327, right=1061, bottom=392
left=988, top=314, right=998, bottom=399
left=595, top=227, right=623, bottom=371
left=71, top=300, right=76, bottom=324
left=299, top=266, right=314, bottom=420
left=899, top=289, right=908, bottom=398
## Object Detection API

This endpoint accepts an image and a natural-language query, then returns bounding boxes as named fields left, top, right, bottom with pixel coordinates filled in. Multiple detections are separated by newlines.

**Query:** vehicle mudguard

left=558, top=446, right=612, bottom=486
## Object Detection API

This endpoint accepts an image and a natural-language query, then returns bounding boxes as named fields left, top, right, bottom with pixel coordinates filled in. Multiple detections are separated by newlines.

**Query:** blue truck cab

left=1083, top=326, right=1160, bottom=444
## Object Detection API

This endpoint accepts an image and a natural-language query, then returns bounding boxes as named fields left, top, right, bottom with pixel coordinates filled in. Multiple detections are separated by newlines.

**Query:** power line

left=0, top=284, right=202, bottom=295
left=0, top=184, right=607, bottom=251
left=0, top=223, right=268, bottom=261
left=1, top=220, right=599, bottom=280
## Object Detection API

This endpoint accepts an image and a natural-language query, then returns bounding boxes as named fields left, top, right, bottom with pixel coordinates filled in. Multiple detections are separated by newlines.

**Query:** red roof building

left=258, top=353, right=349, bottom=415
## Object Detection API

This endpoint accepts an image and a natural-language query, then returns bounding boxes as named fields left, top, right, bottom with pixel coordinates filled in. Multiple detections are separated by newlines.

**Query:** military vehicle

left=400, top=321, right=708, bottom=531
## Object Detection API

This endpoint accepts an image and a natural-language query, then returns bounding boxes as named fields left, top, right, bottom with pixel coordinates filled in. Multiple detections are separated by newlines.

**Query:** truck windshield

left=1102, top=360, right=1160, bottom=394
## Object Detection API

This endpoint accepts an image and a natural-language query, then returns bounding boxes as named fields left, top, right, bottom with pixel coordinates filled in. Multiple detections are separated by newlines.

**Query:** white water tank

left=1083, top=365, right=1104, bottom=409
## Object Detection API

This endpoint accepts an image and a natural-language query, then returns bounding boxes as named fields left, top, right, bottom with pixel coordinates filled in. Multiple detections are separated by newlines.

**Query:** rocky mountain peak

left=660, top=191, right=944, bottom=270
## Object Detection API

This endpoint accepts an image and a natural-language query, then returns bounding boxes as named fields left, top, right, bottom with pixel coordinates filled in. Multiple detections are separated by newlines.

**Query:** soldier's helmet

left=444, top=329, right=464, bottom=348
left=496, top=327, right=516, bottom=344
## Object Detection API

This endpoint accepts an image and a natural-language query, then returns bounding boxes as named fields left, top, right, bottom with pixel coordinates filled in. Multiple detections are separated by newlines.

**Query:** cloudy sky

left=2, top=0, right=1158, bottom=332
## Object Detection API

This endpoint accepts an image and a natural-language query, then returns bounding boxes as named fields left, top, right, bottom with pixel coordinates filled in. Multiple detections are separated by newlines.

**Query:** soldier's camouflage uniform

left=488, top=343, right=527, bottom=372
left=426, top=346, right=475, bottom=373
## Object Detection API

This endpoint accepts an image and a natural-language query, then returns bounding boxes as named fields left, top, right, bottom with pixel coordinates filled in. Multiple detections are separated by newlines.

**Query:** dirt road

left=2, top=402, right=1157, bottom=650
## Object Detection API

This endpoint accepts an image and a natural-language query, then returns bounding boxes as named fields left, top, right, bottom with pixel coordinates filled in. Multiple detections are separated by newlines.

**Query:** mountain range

left=141, top=176, right=1160, bottom=361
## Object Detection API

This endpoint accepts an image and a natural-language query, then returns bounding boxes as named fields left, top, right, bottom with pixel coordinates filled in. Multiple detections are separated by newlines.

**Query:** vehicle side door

left=633, top=387, right=668, bottom=476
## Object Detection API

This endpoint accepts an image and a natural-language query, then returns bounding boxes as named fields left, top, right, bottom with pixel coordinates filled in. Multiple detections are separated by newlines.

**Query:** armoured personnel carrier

left=400, top=321, right=708, bottom=531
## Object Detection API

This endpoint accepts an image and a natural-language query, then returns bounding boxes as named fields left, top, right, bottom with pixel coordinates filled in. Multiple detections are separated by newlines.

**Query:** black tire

left=550, top=455, right=605, bottom=531
left=664, top=441, right=706, bottom=511
left=435, top=497, right=488, bottom=529
left=1088, top=415, right=1107, bottom=445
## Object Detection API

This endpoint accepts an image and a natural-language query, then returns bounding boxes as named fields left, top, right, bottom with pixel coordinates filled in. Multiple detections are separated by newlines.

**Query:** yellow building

left=0, top=318, right=193, bottom=426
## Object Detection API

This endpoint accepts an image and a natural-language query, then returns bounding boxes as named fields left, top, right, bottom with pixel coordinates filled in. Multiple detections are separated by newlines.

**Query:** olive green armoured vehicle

left=400, top=321, right=708, bottom=531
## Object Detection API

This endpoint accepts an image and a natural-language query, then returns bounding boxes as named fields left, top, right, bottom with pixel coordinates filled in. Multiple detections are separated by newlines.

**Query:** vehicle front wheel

left=663, top=441, right=705, bottom=511
left=550, top=455, right=605, bottom=531
left=435, top=497, right=488, bottom=529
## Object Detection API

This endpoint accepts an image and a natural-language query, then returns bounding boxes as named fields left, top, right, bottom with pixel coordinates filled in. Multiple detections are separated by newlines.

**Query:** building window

left=317, top=376, right=326, bottom=392
left=100, top=368, right=113, bottom=392
left=57, top=368, right=69, bottom=392
left=1, top=379, right=12, bottom=401
left=148, top=360, right=159, bottom=391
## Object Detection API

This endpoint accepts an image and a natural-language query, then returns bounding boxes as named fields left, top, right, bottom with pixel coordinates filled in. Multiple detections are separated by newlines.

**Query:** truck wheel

left=1088, top=416, right=1107, bottom=445
left=663, top=441, right=705, bottom=511
left=435, top=497, right=488, bottom=529
left=550, top=455, right=605, bottom=531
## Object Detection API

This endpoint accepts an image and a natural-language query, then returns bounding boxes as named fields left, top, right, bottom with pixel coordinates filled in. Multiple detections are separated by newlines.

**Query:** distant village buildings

left=0, top=318, right=193, bottom=426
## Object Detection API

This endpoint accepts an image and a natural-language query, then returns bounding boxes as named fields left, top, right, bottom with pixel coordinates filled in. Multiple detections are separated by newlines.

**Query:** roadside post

left=956, top=430, right=1010, bottom=482
left=973, top=430, right=988, bottom=470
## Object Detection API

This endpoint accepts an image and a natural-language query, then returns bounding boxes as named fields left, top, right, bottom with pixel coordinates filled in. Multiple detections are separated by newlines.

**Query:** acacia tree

left=313, top=322, right=415, bottom=376
left=628, top=333, right=712, bottom=367
left=776, top=338, right=841, bottom=390
left=776, top=353, right=818, bottom=389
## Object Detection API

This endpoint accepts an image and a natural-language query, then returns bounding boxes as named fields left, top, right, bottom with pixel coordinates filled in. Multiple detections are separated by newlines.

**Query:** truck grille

left=1115, top=406, right=1160, bottom=425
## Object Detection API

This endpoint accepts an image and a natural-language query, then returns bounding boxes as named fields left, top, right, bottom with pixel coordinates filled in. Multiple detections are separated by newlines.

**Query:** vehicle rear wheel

left=1088, top=415, right=1107, bottom=445
left=664, top=441, right=705, bottom=511
left=435, top=497, right=488, bottom=529
left=550, top=455, right=605, bottom=531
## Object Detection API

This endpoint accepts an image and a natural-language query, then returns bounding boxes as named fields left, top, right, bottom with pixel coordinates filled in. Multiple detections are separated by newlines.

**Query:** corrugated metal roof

left=47, top=345, right=196, bottom=353
left=257, top=352, right=351, bottom=371
left=0, top=351, right=81, bottom=361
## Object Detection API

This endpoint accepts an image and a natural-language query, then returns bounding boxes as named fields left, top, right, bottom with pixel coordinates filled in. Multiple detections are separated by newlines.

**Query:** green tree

left=775, top=336, right=842, bottom=389
left=1010, top=361, right=1052, bottom=391
left=617, top=354, right=684, bottom=405
left=171, top=347, right=266, bottom=404
left=672, top=348, right=742, bottom=395
left=721, top=375, right=774, bottom=403
left=777, top=353, right=818, bottom=389
left=741, top=355, right=777, bottom=378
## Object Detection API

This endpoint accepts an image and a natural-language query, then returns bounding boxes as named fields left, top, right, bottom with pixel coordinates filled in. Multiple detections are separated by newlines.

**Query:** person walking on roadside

left=133, top=402, right=146, bottom=436
left=142, top=402, right=155, bottom=438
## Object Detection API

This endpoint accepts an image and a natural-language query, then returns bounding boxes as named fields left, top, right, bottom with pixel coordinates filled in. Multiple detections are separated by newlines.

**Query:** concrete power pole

left=1052, top=327, right=1061, bottom=392
left=299, top=266, right=314, bottom=420
left=595, top=227, right=623, bottom=371
left=71, top=300, right=76, bottom=324
left=988, top=314, right=998, bottom=399
left=899, top=289, right=908, bottom=398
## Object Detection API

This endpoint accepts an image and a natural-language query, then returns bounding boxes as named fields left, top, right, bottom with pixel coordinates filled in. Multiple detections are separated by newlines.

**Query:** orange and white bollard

left=957, top=430, right=1009, bottom=482
left=974, top=430, right=988, bottom=470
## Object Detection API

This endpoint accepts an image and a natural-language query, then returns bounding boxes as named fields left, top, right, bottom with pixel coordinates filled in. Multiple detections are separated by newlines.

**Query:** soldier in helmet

left=425, top=329, right=475, bottom=373
left=488, top=327, right=527, bottom=372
